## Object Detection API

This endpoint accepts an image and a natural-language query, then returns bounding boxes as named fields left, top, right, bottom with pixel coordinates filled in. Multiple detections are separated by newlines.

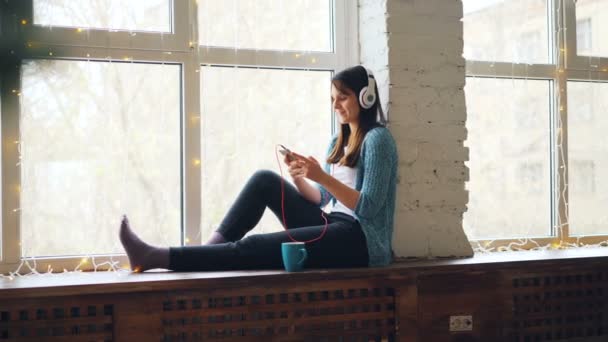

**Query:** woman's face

left=331, top=82, right=360, bottom=126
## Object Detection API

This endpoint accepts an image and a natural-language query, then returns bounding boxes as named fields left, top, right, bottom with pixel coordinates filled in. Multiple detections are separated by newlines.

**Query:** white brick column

left=359, top=0, right=473, bottom=258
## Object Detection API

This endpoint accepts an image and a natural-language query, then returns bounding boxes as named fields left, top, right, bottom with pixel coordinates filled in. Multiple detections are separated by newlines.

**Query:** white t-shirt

left=329, top=150, right=357, bottom=218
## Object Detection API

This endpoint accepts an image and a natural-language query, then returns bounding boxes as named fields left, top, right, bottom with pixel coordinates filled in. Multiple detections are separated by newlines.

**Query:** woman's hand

left=290, top=152, right=326, bottom=184
left=287, top=158, right=305, bottom=180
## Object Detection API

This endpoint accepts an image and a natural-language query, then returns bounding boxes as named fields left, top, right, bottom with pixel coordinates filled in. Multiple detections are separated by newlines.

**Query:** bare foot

left=119, top=215, right=168, bottom=272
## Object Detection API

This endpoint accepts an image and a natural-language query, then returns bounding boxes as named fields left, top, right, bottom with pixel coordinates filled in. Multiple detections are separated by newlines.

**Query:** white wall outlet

left=449, top=315, right=473, bottom=332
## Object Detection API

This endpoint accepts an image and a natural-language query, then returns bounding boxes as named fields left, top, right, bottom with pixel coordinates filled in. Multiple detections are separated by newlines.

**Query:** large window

left=463, top=0, right=608, bottom=249
left=0, top=1, right=355, bottom=272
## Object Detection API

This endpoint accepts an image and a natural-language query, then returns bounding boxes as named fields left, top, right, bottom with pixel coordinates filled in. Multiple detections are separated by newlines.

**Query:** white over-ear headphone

left=359, top=68, right=377, bottom=109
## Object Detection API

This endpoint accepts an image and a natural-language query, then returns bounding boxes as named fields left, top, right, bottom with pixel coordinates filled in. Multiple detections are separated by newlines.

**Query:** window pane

left=463, top=0, right=550, bottom=64
left=567, top=81, right=608, bottom=236
left=575, top=0, right=608, bottom=57
left=464, top=77, right=551, bottom=239
left=21, top=60, right=180, bottom=257
left=200, top=67, right=331, bottom=239
left=33, top=0, right=171, bottom=32
left=199, top=0, right=332, bottom=51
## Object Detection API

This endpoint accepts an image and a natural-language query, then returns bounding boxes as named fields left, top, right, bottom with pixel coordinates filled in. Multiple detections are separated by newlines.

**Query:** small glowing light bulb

left=21, top=19, right=27, bottom=25
left=193, top=159, right=201, bottom=166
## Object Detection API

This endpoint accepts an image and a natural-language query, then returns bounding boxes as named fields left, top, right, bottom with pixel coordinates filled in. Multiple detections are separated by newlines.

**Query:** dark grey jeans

left=169, top=170, right=369, bottom=271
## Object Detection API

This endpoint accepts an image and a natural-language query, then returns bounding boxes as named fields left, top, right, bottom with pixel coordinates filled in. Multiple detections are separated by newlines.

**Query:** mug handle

left=298, top=248, right=308, bottom=266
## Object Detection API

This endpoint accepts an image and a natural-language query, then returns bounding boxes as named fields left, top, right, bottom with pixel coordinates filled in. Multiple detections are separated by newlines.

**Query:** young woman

left=119, top=65, right=398, bottom=272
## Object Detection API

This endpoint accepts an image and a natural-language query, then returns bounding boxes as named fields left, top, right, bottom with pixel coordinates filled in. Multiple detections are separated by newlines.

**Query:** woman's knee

left=248, top=169, right=282, bottom=192
left=251, top=169, right=280, bottom=182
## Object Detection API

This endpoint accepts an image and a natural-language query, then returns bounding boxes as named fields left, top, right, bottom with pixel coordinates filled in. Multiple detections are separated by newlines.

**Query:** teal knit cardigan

left=317, top=127, right=398, bottom=267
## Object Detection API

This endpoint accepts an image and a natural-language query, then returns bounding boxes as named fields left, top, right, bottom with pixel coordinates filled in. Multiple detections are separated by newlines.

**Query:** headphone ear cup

left=365, top=92, right=376, bottom=108
left=359, top=86, right=376, bottom=109
left=359, top=86, right=370, bottom=109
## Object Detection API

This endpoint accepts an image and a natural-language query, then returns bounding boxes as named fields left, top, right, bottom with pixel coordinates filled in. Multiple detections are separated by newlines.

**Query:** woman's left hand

left=290, top=152, right=326, bottom=184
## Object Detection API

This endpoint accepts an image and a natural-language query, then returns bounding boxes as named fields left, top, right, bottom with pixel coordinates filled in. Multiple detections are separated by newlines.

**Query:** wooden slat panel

left=0, top=315, right=112, bottom=329
left=162, top=311, right=393, bottom=334
left=162, top=296, right=394, bottom=319
left=505, top=268, right=608, bottom=342
left=3, top=331, right=112, bottom=342
left=0, top=301, right=113, bottom=341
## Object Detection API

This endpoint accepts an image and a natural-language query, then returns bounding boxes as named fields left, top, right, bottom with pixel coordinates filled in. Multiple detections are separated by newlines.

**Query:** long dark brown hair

left=327, top=65, right=387, bottom=167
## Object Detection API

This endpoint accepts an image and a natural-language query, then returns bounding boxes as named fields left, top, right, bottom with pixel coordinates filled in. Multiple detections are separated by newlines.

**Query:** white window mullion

left=183, top=55, right=201, bottom=247
left=466, top=61, right=557, bottom=79
left=199, top=47, right=339, bottom=70
left=554, top=0, right=569, bottom=239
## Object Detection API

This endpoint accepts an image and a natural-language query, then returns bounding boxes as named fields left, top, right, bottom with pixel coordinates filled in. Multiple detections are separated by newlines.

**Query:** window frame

left=465, top=0, right=608, bottom=251
left=0, top=0, right=357, bottom=273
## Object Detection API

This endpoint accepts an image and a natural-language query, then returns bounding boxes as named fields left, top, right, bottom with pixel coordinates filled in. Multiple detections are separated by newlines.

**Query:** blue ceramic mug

left=281, top=242, right=308, bottom=272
